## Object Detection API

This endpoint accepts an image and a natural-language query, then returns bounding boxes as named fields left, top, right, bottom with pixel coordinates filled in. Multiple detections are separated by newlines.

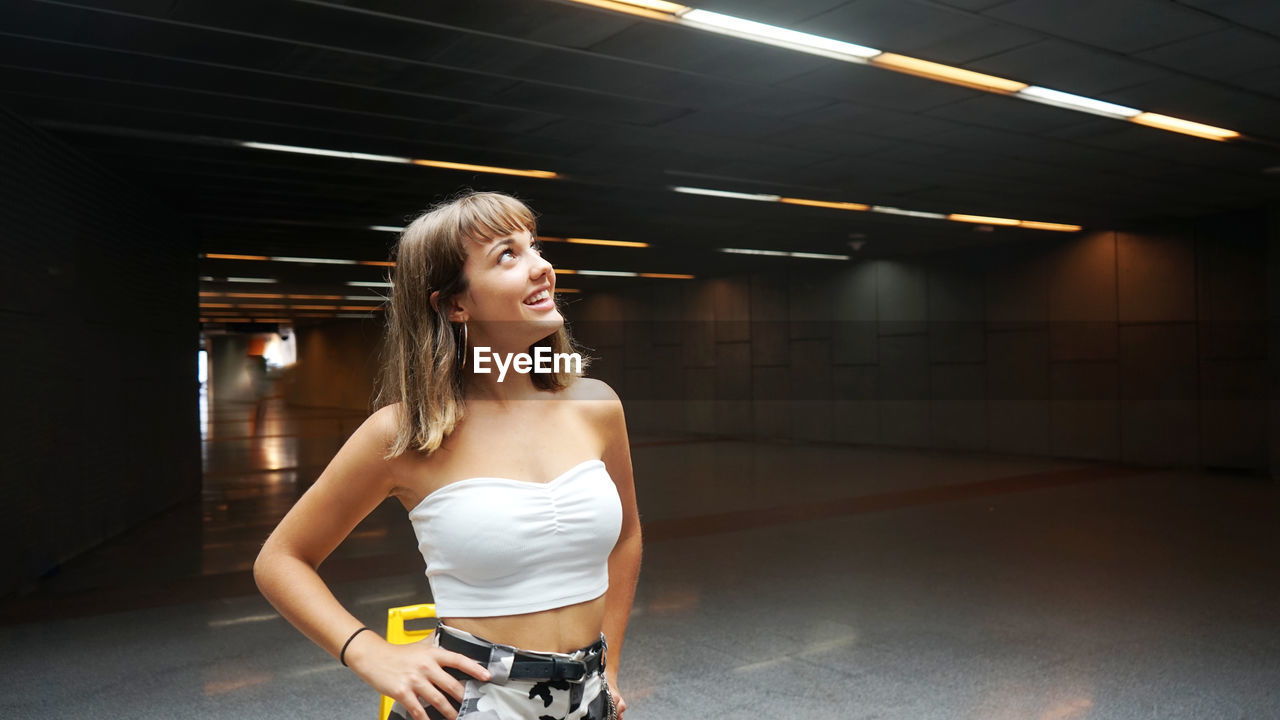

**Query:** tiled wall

left=0, top=108, right=199, bottom=595
left=573, top=213, right=1271, bottom=472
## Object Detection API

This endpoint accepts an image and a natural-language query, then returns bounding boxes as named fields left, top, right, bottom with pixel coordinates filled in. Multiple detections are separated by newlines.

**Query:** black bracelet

left=340, top=626, right=373, bottom=667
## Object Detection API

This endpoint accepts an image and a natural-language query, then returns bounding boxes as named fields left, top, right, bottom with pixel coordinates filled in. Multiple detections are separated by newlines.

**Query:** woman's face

left=450, top=228, right=561, bottom=348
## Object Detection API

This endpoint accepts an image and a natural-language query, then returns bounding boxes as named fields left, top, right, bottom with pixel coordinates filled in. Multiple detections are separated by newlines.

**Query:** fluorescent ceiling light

left=677, top=185, right=1081, bottom=234
left=271, top=256, right=358, bottom=265
left=566, top=237, right=650, bottom=248
left=872, top=53, right=1026, bottom=93
left=1019, top=221, right=1081, bottom=232
left=411, top=159, right=558, bottom=179
left=573, top=270, right=640, bottom=277
left=240, top=142, right=558, bottom=177
left=240, top=141, right=412, bottom=164
left=719, top=248, right=848, bottom=261
left=1130, top=112, right=1239, bottom=141
left=790, top=251, right=851, bottom=260
left=779, top=197, right=870, bottom=211
left=680, top=9, right=880, bottom=62
left=344, top=295, right=385, bottom=301
left=870, top=206, right=948, bottom=220
left=226, top=277, right=278, bottom=283
left=199, top=276, right=215, bottom=282
left=720, top=248, right=788, bottom=257
left=204, top=253, right=268, bottom=261
left=948, top=213, right=1021, bottom=226
left=346, top=280, right=393, bottom=288
left=672, top=186, right=781, bottom=201
left=569, top=0, right=687, bottom=20
left=1017, top=86, right=1140, bottom=119
left=612, top=0, right=688, bottom=11
left=369, top=225, right=405, bottom=233
left=638, top=272, right=696, bottom=278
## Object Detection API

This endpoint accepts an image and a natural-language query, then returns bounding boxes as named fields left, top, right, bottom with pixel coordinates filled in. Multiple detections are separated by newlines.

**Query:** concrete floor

left=2, top=391, right=1278, bottom=719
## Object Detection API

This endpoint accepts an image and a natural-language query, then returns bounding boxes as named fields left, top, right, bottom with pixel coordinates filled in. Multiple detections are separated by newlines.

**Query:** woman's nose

left=531, top=252, right=554, bottom=279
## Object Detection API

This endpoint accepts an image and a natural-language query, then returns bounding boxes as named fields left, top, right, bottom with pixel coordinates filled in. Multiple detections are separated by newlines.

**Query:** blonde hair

left=374, top=191, right=590, bottom=458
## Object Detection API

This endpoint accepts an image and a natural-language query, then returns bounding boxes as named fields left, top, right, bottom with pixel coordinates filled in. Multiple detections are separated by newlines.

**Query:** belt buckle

left=552, top=656, right=587, bottom=684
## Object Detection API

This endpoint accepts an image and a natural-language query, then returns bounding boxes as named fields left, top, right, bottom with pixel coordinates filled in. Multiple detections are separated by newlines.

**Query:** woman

left=254, top=191, right=643, bottom=720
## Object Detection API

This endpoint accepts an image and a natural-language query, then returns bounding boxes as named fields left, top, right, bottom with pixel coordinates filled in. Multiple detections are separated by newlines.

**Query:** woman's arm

left=588, top=381, right=643, bottom=714
left=253, top=405, right=489, bottom=720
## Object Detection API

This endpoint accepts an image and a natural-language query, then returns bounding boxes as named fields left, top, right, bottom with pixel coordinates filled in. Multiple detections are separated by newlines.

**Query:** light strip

left=779, top=197, right=869, bottom=212
left=870, top=206, right=949, bottom=220
left=240, top=141, right=413, bottom=164
left=790, top=251, right=852, bottom=260
left=566, top=1, right=1240, bottom=142
left=556, top=287, right=582, bottom=293
left=227, top=292, right=285, bottom=299
left=680, top=186, right=1080, bottom=232
left=566, top=238, right=650, bottom=248
left=719, top=247, right=849, bottom=261
left=272, top=256, right=359, bottom=265
left=673, top=186, right=781, bottom=201
left=347, top=281, right=393, bottom=288
left=1017, top=86, right=1140, bottom=119
left=411, top=159, right=558, bottom=179
left=1130, top=113, right=1239, bottom=141
left=1018, top=220, right=1081, bottom=232
left=680, top=9, right=880, bottom=62
left=566, top=0, right=685, bottom=20
left=205, top=253, right=269, bottom=261
left=240, top=142, right=558, bottom=177
left=369, top=225, right=405, bottom=233
left=638, top=272, right=696, bottom=278
left=872, top=53, right=1026, bottom=93
left=573, top=270, right=640, bottom=277
left=948, top=213, right=1021, bottom=226
left=226, top=277, right=278, bottom=283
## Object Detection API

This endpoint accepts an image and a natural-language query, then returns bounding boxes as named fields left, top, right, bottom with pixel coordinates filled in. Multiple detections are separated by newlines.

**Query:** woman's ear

left=430, top=290, right=469, bottom=323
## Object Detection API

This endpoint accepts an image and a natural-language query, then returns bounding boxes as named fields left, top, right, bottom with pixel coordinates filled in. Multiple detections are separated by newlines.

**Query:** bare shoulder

left=565, top=377, right=622, bottom=415
left=365, top=402, right=402, bottom=441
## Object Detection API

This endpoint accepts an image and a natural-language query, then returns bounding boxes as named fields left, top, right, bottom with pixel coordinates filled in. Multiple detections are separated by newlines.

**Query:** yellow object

left=378, top=603, right=439, bottom=720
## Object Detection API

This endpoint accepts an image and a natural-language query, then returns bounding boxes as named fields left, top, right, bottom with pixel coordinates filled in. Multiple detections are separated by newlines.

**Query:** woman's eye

left=500, top=248, right=516, bottom=261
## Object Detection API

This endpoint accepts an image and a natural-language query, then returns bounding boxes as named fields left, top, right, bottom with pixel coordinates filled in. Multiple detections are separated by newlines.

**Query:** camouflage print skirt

left=388, top=623, right=616, bottom=720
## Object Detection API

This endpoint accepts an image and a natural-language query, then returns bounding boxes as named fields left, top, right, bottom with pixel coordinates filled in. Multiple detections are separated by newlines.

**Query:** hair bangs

left=453, top=192, right=537, bottom=246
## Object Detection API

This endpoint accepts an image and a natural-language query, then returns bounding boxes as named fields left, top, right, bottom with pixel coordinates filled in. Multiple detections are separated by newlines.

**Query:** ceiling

left=3, top=0, right=1279, bottom=317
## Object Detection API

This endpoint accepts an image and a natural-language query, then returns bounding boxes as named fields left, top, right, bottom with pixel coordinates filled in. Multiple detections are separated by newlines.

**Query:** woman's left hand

left=605, top=674, right=627, bottom=719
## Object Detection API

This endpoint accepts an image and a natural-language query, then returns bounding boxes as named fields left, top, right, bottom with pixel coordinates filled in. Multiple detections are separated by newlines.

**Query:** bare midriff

left=441, top=594, right=606, bottom=654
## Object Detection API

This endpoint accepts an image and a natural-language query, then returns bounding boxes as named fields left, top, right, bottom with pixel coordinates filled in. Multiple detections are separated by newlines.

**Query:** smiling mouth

left=523, top=289, right=552, bottom=305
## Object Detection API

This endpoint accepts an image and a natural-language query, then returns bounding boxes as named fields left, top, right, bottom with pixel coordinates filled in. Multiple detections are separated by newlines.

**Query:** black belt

left=437, top=627, right=606, bottom=683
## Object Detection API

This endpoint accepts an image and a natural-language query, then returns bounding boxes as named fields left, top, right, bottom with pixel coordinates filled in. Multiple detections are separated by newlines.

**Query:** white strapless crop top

left=407, top=459, right=623, bottom=617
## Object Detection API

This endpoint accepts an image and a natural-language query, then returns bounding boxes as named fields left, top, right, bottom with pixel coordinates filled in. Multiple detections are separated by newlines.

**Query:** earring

left=457, top=321, right=468, bottom=369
